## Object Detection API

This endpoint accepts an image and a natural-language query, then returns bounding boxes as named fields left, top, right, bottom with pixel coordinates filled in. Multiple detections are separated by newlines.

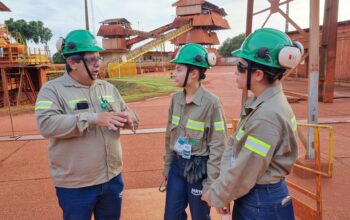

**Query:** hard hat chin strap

left=183, top=66, right=192, bottom=87
left=80, top=55, right=94, bottom=81
left=246, top=62, right=252, bottom=90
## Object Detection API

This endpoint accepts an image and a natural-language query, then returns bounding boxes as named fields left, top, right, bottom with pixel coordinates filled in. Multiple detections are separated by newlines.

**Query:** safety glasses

left=235, top=61, right=257, bottom=74
left=233, top=61, right=250, bottom=74
left=83, top=56, right=103, bottom=66
left=237, top=61, right=248, bottom=73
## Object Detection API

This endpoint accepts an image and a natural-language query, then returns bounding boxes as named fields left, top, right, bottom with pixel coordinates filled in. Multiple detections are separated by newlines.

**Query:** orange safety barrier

left=287, top=123, right=333, bottom=220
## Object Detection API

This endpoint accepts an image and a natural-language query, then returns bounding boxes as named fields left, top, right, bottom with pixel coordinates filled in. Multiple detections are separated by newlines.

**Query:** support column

left=1, top=68, right=10, bottom=107
left=307, top=0, right=320, bottom=159
left=319, top=0, right=339, bottom=102
left=38, top=67, right=47, bottom=88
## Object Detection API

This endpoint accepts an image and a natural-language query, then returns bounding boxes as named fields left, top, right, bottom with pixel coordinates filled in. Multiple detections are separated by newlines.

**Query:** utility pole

left=241, top=0, right=254, bottom=108
left=84, top=0, right=90, bottom=31
left=285, top=1, right=289, bottom=32
left=90, top=0, right=95, bottom=34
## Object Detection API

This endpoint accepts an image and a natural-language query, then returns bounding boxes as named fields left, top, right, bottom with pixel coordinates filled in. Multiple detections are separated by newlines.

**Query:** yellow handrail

left=296, top=123, right=333, bottom=177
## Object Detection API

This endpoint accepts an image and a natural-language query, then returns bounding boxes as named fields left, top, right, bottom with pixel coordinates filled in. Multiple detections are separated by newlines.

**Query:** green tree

left=5, top=18, right=52, bottom=45
left=52, top=52, right=65, bottom=64
left=218, top=33, right=245, bottom=57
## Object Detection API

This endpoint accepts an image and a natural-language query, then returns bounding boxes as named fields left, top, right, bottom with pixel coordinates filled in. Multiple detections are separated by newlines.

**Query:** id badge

left=174, top=137, right=186, bottom=154
left=182, top=143, right=192, bottom=159
left=174, top=141, right=184, bottom=153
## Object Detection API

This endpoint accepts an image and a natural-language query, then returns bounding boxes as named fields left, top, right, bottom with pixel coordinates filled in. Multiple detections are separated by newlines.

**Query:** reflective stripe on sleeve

left=244, top=135, right=271, bottom=157
left=214, top=121, right=225, bottom=131
left=35, top=100, right=53, bottom=110
left=235, top=128, right=245, bottom=141
left=171, top=115, right=180, bottom=125
left=291, top=115, right=297, bottom=132
left=186, top=119, right=205, bottom=131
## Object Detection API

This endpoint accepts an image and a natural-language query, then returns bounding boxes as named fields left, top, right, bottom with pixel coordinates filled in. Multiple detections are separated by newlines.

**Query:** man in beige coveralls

left=35, top=29, right=138, bottom=220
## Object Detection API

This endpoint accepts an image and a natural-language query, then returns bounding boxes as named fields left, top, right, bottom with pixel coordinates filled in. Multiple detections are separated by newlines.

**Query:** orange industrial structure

left=0, top=2, right=52, bottom=107
left=287, top=20, right=350, bottom=83
left=97, top=0, right=230, bottom=77
left=0, top=1, right=10, bottom=12
left=0, top=0, right=230, bottom=105
left=171, top=0, right=230, bottom=48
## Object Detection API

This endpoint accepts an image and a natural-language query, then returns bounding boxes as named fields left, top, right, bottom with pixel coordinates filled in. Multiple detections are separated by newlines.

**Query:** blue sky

left=1, top=0, right=349, bottom=54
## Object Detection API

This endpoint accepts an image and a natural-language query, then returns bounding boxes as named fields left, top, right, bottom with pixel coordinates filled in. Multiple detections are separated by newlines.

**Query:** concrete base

left=293, top=157, right=331, bottom=179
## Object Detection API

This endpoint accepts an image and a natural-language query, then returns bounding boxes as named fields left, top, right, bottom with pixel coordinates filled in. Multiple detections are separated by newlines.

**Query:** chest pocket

left=185, top=119, right=205, bottom=150
left=68, top=98, right=91, bottom=113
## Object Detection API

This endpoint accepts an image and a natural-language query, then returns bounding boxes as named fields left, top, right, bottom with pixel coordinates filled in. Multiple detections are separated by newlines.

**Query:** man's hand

left=215, top=204, right=231, bottom=215
left=158, top=175, right=167, bottom=192
left=119, top=112, right=135, bottom=132
left=202, top=192, right=232, bottom=215
left=96, top=112, right=127, bottom=131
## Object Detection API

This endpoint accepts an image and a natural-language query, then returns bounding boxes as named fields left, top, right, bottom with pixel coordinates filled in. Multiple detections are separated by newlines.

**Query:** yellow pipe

left=328, top=126, right=333, bottom=177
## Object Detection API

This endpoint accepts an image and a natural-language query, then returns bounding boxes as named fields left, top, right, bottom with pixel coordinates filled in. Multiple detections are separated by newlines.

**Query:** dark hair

left=187, top=64, right=207, bottom=80
left=64, top=53, right=84, bottom=73
left=249, top=60, right=286, bottom=84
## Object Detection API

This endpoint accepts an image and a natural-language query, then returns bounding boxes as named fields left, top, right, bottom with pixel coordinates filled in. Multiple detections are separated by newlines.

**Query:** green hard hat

left=61, top=30, right=103, bottom=55
left=171, top=43, right=216, bottom=69
left=232, top=28, right=295, bottom=69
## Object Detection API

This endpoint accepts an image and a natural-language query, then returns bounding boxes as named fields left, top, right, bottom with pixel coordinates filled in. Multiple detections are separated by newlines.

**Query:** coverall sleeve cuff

left=86, top=113, right=98, bottom=124
left=77, top=113, right=98, bottom=130
left=163, top=167, right=170, bottom=177
left=207, top=187, right=226, bottom=207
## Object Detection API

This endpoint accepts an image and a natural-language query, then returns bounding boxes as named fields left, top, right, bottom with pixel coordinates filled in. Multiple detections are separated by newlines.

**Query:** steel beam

left=319, top=0, right=339, bottom=103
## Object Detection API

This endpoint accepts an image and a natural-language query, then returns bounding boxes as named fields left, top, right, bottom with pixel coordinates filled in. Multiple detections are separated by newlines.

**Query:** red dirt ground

left=1, top=66, right=350, bottom=219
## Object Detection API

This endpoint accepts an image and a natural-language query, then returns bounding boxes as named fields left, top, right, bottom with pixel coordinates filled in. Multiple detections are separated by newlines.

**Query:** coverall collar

left=180, top=85, right=204, bottom=106
left=62, top=72, right=102, bottom=88
left=243, top=83, right=283, bottom=115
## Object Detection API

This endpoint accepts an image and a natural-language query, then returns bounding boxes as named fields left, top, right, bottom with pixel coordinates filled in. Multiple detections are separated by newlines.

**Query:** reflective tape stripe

left=35, top=100, right=53, bottom=110
left=186, top=119, right=205, bottom=131
left=235, top=128, right=245, bottom=141
left=69, top=98, right=88, bottom=109
left=171, top=115, right=180, bottom=125
left=214, top=121, right=225, bottom=131
left=291, top=115, right=297, bottom=132
left=244, top=135, right=271, bottom=157
left=99, top=95, right=114, bottom=103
